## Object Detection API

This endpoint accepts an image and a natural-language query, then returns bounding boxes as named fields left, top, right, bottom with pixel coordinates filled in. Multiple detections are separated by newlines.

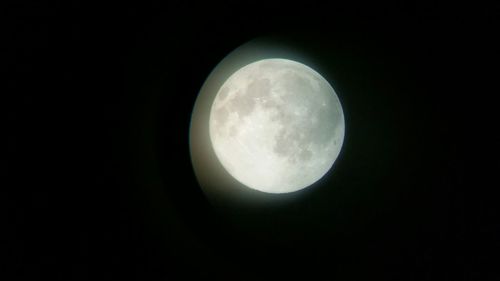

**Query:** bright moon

left=209, top=58, right=344, bottom=194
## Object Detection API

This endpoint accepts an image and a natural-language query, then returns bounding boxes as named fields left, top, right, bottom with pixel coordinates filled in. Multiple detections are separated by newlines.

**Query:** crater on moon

left=209, top=58, right=344, bottom=194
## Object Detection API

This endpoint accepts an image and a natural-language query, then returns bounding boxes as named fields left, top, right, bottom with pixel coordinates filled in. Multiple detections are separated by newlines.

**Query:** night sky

left=5, top=2, right=499, bottom=280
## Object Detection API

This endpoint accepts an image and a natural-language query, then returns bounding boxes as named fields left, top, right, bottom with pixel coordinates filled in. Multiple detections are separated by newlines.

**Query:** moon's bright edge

left=190, top=40, right=345, bottom=202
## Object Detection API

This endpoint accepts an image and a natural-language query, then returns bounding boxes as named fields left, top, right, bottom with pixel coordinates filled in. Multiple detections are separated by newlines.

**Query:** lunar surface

left=209, top=59, right=344, bottom=193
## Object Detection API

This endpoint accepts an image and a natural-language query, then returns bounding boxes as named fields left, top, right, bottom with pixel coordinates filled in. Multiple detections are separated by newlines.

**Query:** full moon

left=209, top=59, right=344, bottom=194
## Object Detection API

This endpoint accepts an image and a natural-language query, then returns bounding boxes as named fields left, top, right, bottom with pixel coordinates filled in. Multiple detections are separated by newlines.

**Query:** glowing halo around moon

left=190, top=39, right=345, bottom=202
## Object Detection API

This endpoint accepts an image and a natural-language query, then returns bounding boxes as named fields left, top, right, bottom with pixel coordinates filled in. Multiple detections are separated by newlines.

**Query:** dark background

left=5, top=2, right=499, bottom=280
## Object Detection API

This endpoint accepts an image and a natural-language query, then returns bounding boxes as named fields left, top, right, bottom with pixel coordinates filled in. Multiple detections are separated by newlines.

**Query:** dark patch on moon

left=227, top=78, right=271, bottom=119
left=273, top=127, right=314, bottom=164
left=213, top=107, right=229, bottom=129
left=245, top=78, right=271, bottom=101
left=229, top=90, right=255, bottom=118
left=217, top=86, right=230, bottom=101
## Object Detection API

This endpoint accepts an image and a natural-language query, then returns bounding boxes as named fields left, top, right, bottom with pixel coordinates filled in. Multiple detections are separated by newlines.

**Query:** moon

left=209, top=58, right=344, bottom=194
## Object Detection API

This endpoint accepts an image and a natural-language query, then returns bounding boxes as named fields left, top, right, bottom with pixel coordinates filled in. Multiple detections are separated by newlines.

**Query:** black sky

left=5, top=2, right=499, bottom=280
